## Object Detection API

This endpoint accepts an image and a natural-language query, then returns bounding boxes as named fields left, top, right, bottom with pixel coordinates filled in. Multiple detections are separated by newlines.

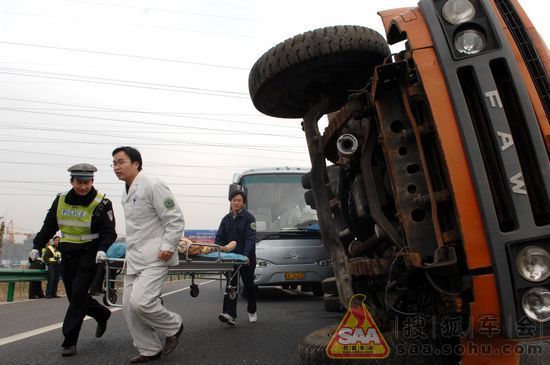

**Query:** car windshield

left=241, top=173, right=318, bottom=233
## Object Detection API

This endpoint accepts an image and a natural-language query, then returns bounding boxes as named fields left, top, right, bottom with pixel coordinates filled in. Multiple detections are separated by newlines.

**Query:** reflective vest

left=44, top=244, right=61, bottom=264
left=56, top=192, right=105, bottom=244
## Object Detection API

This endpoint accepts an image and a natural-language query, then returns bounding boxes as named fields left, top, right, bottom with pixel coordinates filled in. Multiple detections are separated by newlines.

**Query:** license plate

left=284, top=272, right=305, bottom=280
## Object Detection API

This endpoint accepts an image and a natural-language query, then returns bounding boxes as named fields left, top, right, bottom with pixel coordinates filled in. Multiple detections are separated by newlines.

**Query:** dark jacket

left=33, top=187, right=117, bottom=254
left=215, top=209, right=256, bottom=258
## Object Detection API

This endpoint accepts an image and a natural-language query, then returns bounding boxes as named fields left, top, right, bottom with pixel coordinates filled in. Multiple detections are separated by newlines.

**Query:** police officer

left=43, top=235, right=62, bottom=298
left=29, top=163, right=117, bottom=357
left=216, top=190, right=257, bottom=325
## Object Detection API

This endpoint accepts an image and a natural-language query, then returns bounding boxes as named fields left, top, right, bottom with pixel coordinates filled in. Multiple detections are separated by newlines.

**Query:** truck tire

left=299, top=326, right=457, bottom=365
left=301, top=172, right=312, bottom=190
left=321, top=276, right=338, bottom=295
left=312, top=283, right=324, bottom=297
left=323, top=294, right=345, bottom=313
left=249, top=25, right=390, bottom=118
left=299, top=326, right=354, bottom=365
left=304, top=190, right=316, bottom=210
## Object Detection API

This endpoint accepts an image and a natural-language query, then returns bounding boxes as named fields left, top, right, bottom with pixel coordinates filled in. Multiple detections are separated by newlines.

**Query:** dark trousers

left=60, top=249, right=111, bottom=347
left=28, top=260, right=45, bottom=299
left=90, top=264, right=105, bottom=295
left=46, top=264, right=61, bottom=297
left=223, top=258, right=256, bottom=318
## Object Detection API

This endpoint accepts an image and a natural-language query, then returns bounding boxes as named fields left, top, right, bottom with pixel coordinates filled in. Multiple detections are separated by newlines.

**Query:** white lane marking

left=0, top=280, right=215, bottom=346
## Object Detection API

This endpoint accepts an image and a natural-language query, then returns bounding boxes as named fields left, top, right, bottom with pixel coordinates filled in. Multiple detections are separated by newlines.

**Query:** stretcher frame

left=102, top=243, right=248, bottom=307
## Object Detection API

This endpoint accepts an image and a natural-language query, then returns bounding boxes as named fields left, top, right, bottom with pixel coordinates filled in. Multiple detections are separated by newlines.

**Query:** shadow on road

left=255, top=286, right=323, bottom=302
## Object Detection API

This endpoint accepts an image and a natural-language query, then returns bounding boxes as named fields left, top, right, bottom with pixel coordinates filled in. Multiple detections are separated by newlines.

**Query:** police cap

left=68, top=163, right=97, bottom=180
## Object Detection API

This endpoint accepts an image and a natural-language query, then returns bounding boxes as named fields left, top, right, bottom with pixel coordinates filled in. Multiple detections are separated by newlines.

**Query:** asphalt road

left=0, top=279, right=341, bottom=365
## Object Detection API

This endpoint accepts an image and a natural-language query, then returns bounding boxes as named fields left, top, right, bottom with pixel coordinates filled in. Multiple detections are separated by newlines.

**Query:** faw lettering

left=496, top=131, right=514, bottom=151
left=510, top=172, right=527, bottom=195
left=61, top=209, right=87, bottom=218
left=484, top=90, right=503, bottom=108
left=338, top=327, right=381, bottom=345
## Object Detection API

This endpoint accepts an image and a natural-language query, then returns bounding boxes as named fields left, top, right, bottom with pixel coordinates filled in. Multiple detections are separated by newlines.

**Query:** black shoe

left=61, top=345, right=76, bottom=356
left=129, top=352, right=161, bottom=363
left=162, top=323, right=184, bottom=356
left=218, top=313, right=236, bottom=326
left=95, top=310, right=111, bottom=338
left=46, top=295, right=52, bottom=299
left=53, top=295, right=61, bottom=298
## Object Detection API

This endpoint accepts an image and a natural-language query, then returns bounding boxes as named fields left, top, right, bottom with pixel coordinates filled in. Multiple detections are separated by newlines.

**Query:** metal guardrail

left=0, top=269, right=48, bottom=302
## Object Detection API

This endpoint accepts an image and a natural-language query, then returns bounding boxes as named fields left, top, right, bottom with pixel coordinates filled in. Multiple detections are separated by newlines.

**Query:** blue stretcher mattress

left=189, top=252, right=248, bottom=262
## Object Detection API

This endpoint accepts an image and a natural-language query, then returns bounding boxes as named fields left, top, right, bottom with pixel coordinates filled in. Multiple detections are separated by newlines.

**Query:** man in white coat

left=112, top=146, right=185, bottom=363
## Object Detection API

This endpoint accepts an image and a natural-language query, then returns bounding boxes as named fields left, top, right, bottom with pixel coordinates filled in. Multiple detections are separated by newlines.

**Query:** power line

left=0, top=189, right=225, bottom=199
left=0, top=66, right=248, bottom=99
left=0, top=138, right=305, bottom=150
left=0, top=160, right=268, bottom=169
left=0, top=126, right=306, bottom=156
left=0, top=119, right=299, bottom=138
left=0, top=138, right=307, bottom=164
left=65, top=0, right=292, bottom=26
left=0, top=96, right=296, bottom=129
left=0, top=41, right=249, bottom=70
left=0, top=179, right=226, bottom=186
left=0, top=108, right=302, bottom=140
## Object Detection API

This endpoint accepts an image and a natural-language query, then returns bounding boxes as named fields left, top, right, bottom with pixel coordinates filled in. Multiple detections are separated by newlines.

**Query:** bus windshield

left=241, top=173, right=318, bottom=233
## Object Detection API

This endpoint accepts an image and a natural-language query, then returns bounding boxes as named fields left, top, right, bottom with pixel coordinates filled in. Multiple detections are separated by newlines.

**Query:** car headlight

left=442, top=0, right=476, bottom=25
left=522, top=287, right=550, bottom=323
left=454, top=29, right=486, bottom=55
left=256, top=259, right=272, bottom=268
left=515, top=246, right=550, bottom=283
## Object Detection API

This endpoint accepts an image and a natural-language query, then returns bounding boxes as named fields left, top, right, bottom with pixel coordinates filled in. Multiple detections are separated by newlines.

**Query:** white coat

left=121, top=171, right=185, bottom=356
left=121, top=172, right=185, bottom=274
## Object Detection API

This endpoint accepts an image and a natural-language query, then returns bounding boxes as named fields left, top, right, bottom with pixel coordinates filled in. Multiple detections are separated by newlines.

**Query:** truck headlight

left=256, top=259, right=272, bottom=268
left=515, top=246, right=550, bottom=283
left=522, top=287, right=550, bottom=323
left=454, top=29, right=486, bottom=55
left=442, top=0, right=476, bottom=25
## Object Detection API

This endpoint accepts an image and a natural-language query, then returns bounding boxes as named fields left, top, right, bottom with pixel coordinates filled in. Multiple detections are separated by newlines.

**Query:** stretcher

left=101, top=243, right=249, bottom=307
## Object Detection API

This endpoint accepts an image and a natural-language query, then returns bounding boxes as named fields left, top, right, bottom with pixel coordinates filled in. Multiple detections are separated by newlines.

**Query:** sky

left=0, top=0, right=547, bottom=240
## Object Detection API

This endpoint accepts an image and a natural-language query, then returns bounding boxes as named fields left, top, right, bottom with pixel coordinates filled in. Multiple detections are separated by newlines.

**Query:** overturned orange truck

left=248, top=0, right=550, bottom=363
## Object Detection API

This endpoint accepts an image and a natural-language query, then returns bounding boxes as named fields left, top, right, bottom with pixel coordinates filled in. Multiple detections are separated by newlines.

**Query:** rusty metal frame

left=302, top=98, right=354, bottom=306
left=370, top=60, right=438, bottom=260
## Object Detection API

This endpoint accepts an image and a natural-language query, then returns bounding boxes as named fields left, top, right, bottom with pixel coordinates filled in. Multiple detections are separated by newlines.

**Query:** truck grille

left=457, top=62, right=550, bottom=230
left=495, top=0, right=550, bottom=122
left=490, top=59, right=550, bottom=226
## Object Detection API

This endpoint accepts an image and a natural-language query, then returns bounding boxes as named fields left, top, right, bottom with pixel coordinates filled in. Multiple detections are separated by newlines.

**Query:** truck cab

left=248, top=0, right=550, bottom=363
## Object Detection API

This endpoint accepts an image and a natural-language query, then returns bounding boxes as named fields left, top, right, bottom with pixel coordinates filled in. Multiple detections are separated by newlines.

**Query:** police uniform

left=215, top=208, right=257, bottom=320
left=32, top=163, right=116, bottom=354
left=42, top=241, right=62, bottom=298
left=121, top=172, right=184, bottom=357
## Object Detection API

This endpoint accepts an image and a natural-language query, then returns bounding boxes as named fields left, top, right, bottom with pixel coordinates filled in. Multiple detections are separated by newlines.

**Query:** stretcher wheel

left=103, top=292, right=117, bottom=306
left=190, top=284, right=199, bottom=297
